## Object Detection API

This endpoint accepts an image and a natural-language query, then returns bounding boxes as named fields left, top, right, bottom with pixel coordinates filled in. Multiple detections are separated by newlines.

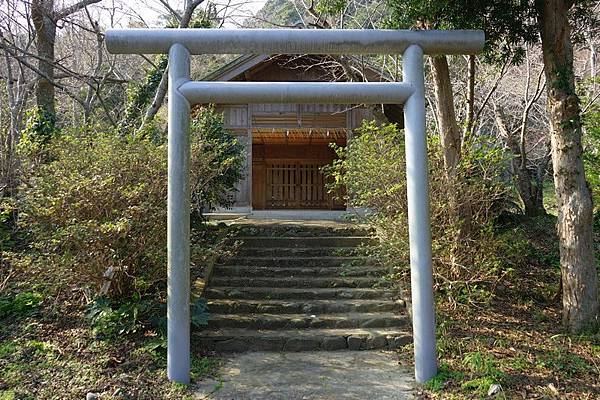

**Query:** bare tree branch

left=55, top=0, right=103, bottom=21
left=136, top=0, right=206, bottom=134
left=158, top=0, right=182, bottom=22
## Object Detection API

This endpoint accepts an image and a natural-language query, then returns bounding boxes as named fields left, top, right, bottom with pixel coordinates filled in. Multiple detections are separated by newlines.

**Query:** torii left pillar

left=167, top=43, right=191, bottom=383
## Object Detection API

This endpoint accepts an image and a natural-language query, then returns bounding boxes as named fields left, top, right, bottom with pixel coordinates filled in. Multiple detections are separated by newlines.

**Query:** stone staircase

left=197, top=222, right=411, bottom=352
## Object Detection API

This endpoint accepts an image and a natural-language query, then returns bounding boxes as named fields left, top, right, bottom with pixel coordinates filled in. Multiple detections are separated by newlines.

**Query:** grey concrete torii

left=105, top=28, right=485, bottom=385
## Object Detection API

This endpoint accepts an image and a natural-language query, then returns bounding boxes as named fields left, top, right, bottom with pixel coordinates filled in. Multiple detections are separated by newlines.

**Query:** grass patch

left=0, top=265, right=220, bottom=399
left=538, top=346, right=592, bottom=378
left=425, top=363, right=465, bottom=391
left=542, top=181, right=558, bottom=216
left=0, top=391, right=16, bottom=400
left=0, top=291, right=43, bottom=320
left=0, top=319, right=219, bottom=399
left=460, top=352, right=506, bottom=396
left=191, top=355, right=220, bottom=380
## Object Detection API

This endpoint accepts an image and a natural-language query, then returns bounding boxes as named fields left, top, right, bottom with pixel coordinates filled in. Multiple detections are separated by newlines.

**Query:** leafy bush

left=0, top=291, right=43, bottom=320
left=325, top=121, right=525, bottom=302
left=86, top=296, right=150, bottom=337
left=18, top=107, right=58, bottom=166
left=315, top=0, right=347, bottom=15
left=19, top=107, right=243, bottom=301
left=582, top=77, right=600, bottom=210
left=324, top=123, right=410, bottom=272
left=85, top=295, right=210, bottom=338
left=20, top=130, right=168, bottom=299
left=0, top=198, right=16, bottom=251
left=190, top=106, right=245, bottom=213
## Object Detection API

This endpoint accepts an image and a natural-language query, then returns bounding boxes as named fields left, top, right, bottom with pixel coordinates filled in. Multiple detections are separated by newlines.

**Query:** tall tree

left=30, top=0, right=101, bottom=117
left=535, top=0, right=598, bottom=332
left=387, top=0, right=535, bottom=173
left=429, top=54, right=461, bottom=172
left=386, top=1, right=537, bottom=244
left=386, top=0, right=598, bottom=330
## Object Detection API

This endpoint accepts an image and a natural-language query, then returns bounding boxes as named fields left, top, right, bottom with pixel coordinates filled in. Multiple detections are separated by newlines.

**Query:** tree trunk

left=430, top=55, right=473, bottom=239
left=494, top=105, right=547, bottom=217
left=533, top=155, right=550, bottom=212
left=30, top=0, right=102, bottom=118
left=31, top=0, right=57, bottom=116
left=430, top=55, right=462, bottom=173
left=464, top=55, right=476, bottom=138
left=536, top=0, right=598, bottom=332
left=2, top=54, right=24, bottom=198
left=519, top=168, right=544, bottom=217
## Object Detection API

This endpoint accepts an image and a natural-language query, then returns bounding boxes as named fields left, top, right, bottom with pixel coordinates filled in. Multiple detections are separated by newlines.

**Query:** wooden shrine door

left=265, top=160, right=330, bottom=209
left=252, top=144, right=346, bottom=210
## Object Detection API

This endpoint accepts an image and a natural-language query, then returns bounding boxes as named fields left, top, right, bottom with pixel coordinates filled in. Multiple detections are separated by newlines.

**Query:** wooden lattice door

left=266, top=161, right=330, bottom=209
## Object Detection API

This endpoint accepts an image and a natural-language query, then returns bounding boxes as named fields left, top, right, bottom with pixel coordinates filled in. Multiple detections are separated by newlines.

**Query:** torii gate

left=106, top=28, right=484, bottom=385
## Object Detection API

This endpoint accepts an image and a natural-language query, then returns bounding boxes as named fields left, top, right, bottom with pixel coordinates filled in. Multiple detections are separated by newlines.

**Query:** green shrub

left=18, top=107, right=58, bottom=165
left=0, top=198, right=16, bottom=251
left=20, top=130, right=168, bottom=299
left=190, top=106, right=245, bottom=213
left=315, top=0, right=348, bottom=15
left=325, top=121, right=525, bottom=302
left=19, top=107, right=243, bottom=301
left=86, top=296, right=149, bottom=337
left=0, top=291, right=43, bottom=320
left=324, top=122, right=410, bottom=272
left=582, top=78, right=600, bottom=210
left=86, top=295, right=210, bottom=339
left=0, top=390, right=16, bottom=400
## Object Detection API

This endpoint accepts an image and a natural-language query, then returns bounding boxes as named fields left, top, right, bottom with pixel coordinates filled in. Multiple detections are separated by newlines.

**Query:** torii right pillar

left=403, top=44, right=437, bottom=383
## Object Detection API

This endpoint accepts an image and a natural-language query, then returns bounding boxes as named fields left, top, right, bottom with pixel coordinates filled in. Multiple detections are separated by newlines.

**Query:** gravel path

left=195, top=351, right=415, bottom=400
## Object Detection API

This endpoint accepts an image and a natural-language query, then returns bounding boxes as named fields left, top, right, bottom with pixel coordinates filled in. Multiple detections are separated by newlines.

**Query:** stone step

left=207, top=299, right=404, bottom=314
left=194, top=328, right=412, bottom=352
left=237, top=247, right=362, bottom=257
left=200, top=222, right=409, bottom=354
left=221, top=256, right=369, bottom=268
left=210, top=276, right=388, bottom=289
left=237, top=236, right=377, bottom=248
left=206, top=312, right=408, bottom=330
left=233, top=225, right=373, bottom=238
left=205, top=287, right=396, bottom=300
left=212, top=265, right=387, bottom=278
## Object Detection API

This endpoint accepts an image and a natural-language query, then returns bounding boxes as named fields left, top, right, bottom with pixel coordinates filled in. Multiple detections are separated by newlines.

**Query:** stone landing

left=195, top=351, right=415, bottom=399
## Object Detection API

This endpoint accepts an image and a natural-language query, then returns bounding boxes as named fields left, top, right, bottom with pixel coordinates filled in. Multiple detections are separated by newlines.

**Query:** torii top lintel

left=105, top=28, right=485, bottom=56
